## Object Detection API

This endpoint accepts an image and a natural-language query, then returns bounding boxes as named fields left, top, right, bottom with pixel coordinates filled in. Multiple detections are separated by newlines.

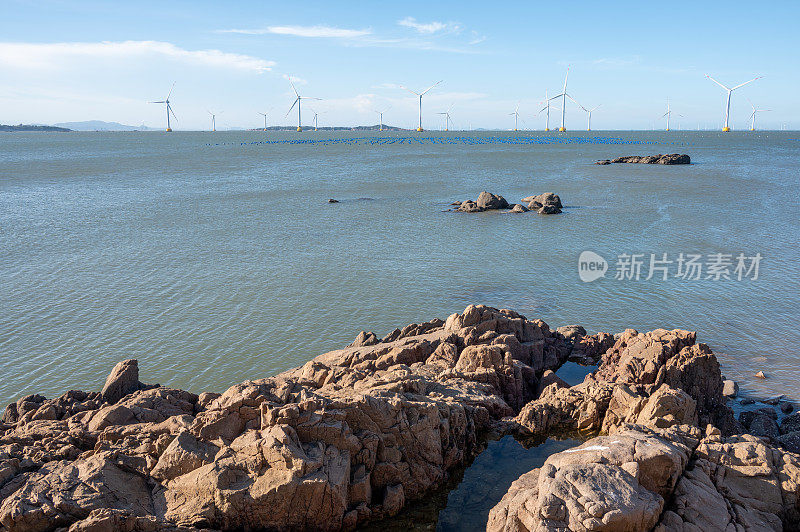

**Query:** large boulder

left=488, top=426, right=698, bottom=532
left=476, top=191, right=509, bottom=210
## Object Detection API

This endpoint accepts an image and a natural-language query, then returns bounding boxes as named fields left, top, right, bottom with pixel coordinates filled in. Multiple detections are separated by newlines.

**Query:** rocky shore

left=1, top=305, right=798, bottom=531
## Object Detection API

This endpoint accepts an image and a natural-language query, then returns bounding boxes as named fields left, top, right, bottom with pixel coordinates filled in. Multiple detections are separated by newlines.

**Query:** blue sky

left=1, top=0, right=797, bottom=130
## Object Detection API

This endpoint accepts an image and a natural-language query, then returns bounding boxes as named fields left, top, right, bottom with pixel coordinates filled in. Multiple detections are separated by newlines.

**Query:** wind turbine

left=401, top=81, right=442, bottom=132
left=374, top=110, right=386, bottom=131
left=207, top=110, right=221, bottom=132
left=437, top=104, right=454, bottom=131
left=510, top=102, right=520, bottom=131
left=580, top=103, right=601, bottom=131
left=706, top=74, right=762, bottom=132
left=538, top=90, right=555, bottom=131
left=549, top=67, right=574, bottom=131
left=309, top=108, right=321, bottom=131
left=286, top=78, right=321, bottom=132
left=660, top=100, right=682, bottom=131
left=149, top=82, right=176, bottom=132
left=258, top=112, right=269, bottom=131
left=747, top=98, right=771, bottom=131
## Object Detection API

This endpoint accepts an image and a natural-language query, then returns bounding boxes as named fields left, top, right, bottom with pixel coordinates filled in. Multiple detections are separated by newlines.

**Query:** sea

left=1, top=130, right=798, bottom=406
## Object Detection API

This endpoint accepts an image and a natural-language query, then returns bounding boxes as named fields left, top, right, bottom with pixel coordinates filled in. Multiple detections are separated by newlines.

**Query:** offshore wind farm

left=128, top=67, right=769, bottom=133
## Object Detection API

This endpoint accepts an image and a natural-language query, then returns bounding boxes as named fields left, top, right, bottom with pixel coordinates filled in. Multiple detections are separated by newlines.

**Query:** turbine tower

left=309, top=108, right=319, bottom=131
left=258, top=112, right=268, bottom=131
left=661, top=100, right=673, bottom=131
left=747, top=98, right=771, bottom=131
left=149, top=82, right=176, bottom=132
left=375, top=110, right=385, bottom=131
left=549, top=67, right=573, bottom=132
left=579, top=103, right=601, bottom=131
left=706, top=74, right=762, bottom=132
left=437, top=104, right=453, bottom=131
left=401, top=81, right=442, bottom=132
left=510, top=102, right=520, bottom=131
left=207, top=110, right=221, bottom=132
left=286, top=78, right=321, bottom=132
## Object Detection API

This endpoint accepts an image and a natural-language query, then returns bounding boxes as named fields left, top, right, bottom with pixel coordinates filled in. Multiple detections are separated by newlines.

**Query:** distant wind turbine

left=747, top=98, right=771, bottom=131
left=510, top=102, right=521, bottom=131
left=579, top=103, right=601, bottom=131
left=660, top=100, right=682, bottom=131
left=437, top=104, right=454, bottom=131
left=286, top=78, right=321, bottom=132
left=706, top=74, right=762, bottom=132
left=149, top=82, right=176, bottom=132
left=401, top=81, right=442, bottom=132
left=538, top=90, right=554, bottom=131
left=374, top=109, right=387, bottom=131
left=258, top=111, right=269, bottom=131
left=309, top=108, right=321, bottom=131
left=207, top=110, right=221, bottom=132
left=549, top=67, right=575, bottom=131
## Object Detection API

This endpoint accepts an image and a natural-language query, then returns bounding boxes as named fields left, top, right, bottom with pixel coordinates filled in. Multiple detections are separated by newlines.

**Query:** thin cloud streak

left=0, top=41, right=274, bottom=73
left=219, top=25, right=371, bottom=38
left=397, top=17, right=462, bottom=35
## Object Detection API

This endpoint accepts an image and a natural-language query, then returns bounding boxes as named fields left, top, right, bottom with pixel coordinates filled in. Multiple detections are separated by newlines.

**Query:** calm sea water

left=1, top=130, right=798, bottom=406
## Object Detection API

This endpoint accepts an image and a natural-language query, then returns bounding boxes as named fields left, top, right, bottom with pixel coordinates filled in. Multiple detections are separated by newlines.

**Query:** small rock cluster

left=596, top=153, right=691, bottom=165
left=450, top=191, right=562, bottom=215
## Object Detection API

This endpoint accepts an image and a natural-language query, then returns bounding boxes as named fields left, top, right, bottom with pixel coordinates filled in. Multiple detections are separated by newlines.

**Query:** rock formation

left=595, top=154, right=691, bottom=165
left=450, top=192, right=562, bottom=214
left=1, top=305, right=797, bottom=531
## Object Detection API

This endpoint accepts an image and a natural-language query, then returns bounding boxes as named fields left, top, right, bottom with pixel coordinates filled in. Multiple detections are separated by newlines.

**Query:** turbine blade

left=400, top=85, right=420, bottom=96
left=563, top=66, right=570, bottom=91
left=150, top=101, right=166, bottom=104
left=706, top=75, right=730, bottom=91
left=289, top=78, right=299, bottom=97
left=168, top=104, right=177, bottom=121
left=420, top=80, right=443, bottom=95
left=286, top=98, right=299, bottom=117
left=731, top=76, right=762, bottom=91
left=166, top=81, right=176, bottom=100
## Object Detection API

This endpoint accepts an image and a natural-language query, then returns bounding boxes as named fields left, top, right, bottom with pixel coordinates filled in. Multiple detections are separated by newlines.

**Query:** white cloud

left=220, top=25, right=371, bottom=38
left=398, top=17, right=462, bottom=35
left=0, top=41, right=274, bottom=73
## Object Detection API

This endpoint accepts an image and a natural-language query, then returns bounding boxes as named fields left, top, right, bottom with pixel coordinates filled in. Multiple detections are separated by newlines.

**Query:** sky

left=1, top=0, right=797, bottom=130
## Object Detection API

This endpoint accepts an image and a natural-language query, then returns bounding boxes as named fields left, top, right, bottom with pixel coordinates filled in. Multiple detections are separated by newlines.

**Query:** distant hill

left=1, top=124, right=70, bottom=132
left=52, top=121, right=158, bottom=131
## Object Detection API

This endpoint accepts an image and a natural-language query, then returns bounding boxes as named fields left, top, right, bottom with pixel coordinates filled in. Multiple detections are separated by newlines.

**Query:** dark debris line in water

left=206, top=134, right=676, bottom=148
left=360, top=434, right=580, bottom=532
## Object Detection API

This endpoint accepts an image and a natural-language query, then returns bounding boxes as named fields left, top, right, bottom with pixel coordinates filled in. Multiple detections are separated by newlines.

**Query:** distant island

left=52, top=121, right=159, bottom=131
left=0, top=124, right=71, bottom=132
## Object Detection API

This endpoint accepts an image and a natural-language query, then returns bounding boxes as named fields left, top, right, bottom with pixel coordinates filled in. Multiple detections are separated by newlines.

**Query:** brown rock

left=101, top=359, right=141, bottom=405
left=476, top=191, right=509, bottom=210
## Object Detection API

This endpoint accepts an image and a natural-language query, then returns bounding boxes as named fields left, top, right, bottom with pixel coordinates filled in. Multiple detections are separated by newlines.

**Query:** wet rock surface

left=1, top=304, right=797, bottom=531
